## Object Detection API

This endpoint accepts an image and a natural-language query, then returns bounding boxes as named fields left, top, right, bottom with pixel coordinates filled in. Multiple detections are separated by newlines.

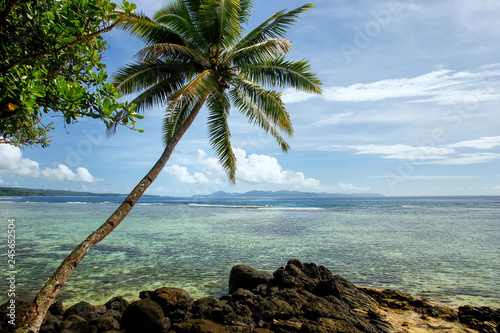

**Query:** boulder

left=49, top=300, right=64, bottom=317
left=172, top=319, right=227, bottom=333
left=88, top=314, right=120, bottom=332
left=192, top=297, right=234, bottom=323
left=103, top=309, right=122, bottom=322
left=63, top=301, right=98, bottom=321
left=228, top=265, right=273, bottom=294
left=0, top=299, right=31, bottom=329
left=273, top=259, right=342, bottom=297
left=105, top=296, right=129, bottom=313
left=152, top=287, right=193, bottom=315
left=458, top=305, right=500, bottom=333
left=120, top=298, right=168, bottom=333
left=39, top=312, right=62, bottom=333
left=59, top=314, right=89, bottom=333
left=360, top=287, right=456, bottom=320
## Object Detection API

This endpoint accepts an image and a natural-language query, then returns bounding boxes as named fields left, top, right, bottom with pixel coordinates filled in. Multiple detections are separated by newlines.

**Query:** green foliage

left=114, top=0, right=322, bottom=183
left=0, top=186, right=133, bottom=196
left=0, top=0, right=140, bottom=147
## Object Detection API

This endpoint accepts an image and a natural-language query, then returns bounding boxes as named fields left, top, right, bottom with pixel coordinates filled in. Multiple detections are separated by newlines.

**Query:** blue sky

left=1, top=0, right=500, bottom=197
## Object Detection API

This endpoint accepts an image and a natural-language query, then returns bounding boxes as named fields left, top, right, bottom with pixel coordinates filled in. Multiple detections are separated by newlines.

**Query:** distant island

left=0, top=187, right=384, bottom=199
left=0, top=186, right=128, bottom=197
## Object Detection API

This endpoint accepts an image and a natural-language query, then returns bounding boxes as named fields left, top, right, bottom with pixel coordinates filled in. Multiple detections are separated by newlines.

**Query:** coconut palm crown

left=113, top=0, right=322, bottom=183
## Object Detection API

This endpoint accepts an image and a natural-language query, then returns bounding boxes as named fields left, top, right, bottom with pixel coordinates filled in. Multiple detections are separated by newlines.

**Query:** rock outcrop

left=1, top=260, right=499, bottom=333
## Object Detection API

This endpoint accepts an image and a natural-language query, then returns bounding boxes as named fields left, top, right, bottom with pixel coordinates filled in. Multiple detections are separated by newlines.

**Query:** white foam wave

left=257, top=207, right=324, bottom=211
left=187, top=203, right=263, bottom=209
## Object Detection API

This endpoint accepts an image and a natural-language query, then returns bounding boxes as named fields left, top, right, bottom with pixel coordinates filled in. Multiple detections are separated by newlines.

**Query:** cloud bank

left=340, top=136, right=500, bottom=165
left=163, top=148, right=370, bottom=193
left=283, top=65, right=500, bottom=105
left=0, top=144, right=99, bottom=182
left=165, top=148, right=320, bottom=188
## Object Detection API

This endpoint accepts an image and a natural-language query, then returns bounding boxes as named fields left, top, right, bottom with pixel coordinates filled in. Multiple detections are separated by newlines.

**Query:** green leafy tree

left=0, top=0, right=141, bottom=147
left=15, top=1, right=321, bottom=331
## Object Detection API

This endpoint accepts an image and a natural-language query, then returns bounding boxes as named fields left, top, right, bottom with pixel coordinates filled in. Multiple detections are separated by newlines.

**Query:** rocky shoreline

left=1, top=260, right=499, bottom=332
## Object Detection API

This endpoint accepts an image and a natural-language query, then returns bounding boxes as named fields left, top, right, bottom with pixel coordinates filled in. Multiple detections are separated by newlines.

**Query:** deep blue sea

left=0, top=195, right=499, bottom=308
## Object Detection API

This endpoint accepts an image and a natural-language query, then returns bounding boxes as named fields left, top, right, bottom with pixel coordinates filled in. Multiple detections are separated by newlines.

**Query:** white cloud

left=418, top=153, right=500, bottom=165
left=371, top=175, right=480, bottom=180
left=165, top=148, right=321, bottom=189
left=0, top=144, right=99, bottom=182
left=285, top=66, right=500, bottom=106
left=232, top=148, right=320, bottom=187
left=163, top=164, right=211, bottom=184
left=449, top=136, right=500, bottom=149
left=40, top=165, right=98, bottom=183
left=344, top=137, right=500, bottom=166
left=348, top=144, right=454, bottom=160
left=312, top=112, right=354, bottom=126
left=324, top=67, right=500, bottom=104
left=282, top=89, right=316, bottom=104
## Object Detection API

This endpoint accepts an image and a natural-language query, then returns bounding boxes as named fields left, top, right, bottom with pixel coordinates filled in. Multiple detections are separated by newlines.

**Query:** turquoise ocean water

left=0, top=195, right=499, bottom=308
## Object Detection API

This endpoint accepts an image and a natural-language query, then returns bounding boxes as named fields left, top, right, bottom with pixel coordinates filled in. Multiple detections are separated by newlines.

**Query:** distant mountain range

left=0, top=186, right=384, bottom=198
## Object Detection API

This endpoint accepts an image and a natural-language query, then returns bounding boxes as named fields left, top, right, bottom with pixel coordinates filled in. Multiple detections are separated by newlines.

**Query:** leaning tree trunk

left=15, top=99, right=206, bottom=333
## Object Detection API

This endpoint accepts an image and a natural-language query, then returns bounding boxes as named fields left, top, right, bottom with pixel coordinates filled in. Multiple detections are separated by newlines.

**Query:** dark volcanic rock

left=88, top=314, right=120, bottom=332
left=0, top=299, right=31, bottom=330
left=272, top=259, right=341, bottom=297
left=229, top=265, right=273, bottom=294
left=59, top=315, right=89, bottom=333
left=49, top=300, right=65, bottom=317
left=23, top=259, right=500, bottom=333
left=221, top=260, right=397, bottom=332
left=192, top=297, right=234, bottom=323
left=120, top=298, right=168, bottom=333
left=153, top=287, right=194, bottom=315
left=39, top=312, right=62, bottom=333
left=105, top=296, right=129, bottom=313
left=360, top=287, right=456, bottom=321
left=63, top=301, right=99, bottom=321
left=172, top=319, right=227, bottom=332
left=458, top=305, right=500, bottom=333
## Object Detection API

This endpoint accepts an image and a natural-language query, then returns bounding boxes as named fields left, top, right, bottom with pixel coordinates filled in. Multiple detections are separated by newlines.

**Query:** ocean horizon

left=1, top=195, right=499, bottom=308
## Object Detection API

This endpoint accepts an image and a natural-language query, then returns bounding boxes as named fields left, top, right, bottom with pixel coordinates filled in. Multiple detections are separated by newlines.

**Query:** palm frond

left=228, top=38, right=292, bottom=66
left=238, top=0, right=253, bottom=24
left=117, top=12, right=184, bottom=45
left=162, top=96, right=202, bottom=144
left=154, top=1, right=202, bottom=46
left=129, top=75, right=188, bottom=112
left=112, top=61, right=190, bottom=94
left=241, top=57, right=322, bottom=94
left=207, top=91, right=236, bottom=183
left=234, top=4, right=314, bottom=50
left=196, top=0, right=243, bottom=52
left=135, top=43, right=209, bottom=67
left=184, top=0, right=203, bottom=25
left=230, top=77, right=292, bottom=151
left=168, top=69, right=219, bottom=103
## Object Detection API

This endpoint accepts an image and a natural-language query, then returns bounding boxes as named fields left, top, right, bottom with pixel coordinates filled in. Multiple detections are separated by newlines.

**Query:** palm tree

left=16, top=1, right=321, bottom=331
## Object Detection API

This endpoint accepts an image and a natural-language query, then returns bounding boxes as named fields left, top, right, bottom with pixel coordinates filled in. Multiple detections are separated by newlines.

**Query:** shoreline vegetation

left=0, top=187, right=158, bottom=197
left=1, top=260, right=498, bottom=333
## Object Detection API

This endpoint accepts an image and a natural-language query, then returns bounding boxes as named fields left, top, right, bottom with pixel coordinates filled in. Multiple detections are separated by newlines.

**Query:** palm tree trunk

left=15, top=98, right=206, bottom=333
